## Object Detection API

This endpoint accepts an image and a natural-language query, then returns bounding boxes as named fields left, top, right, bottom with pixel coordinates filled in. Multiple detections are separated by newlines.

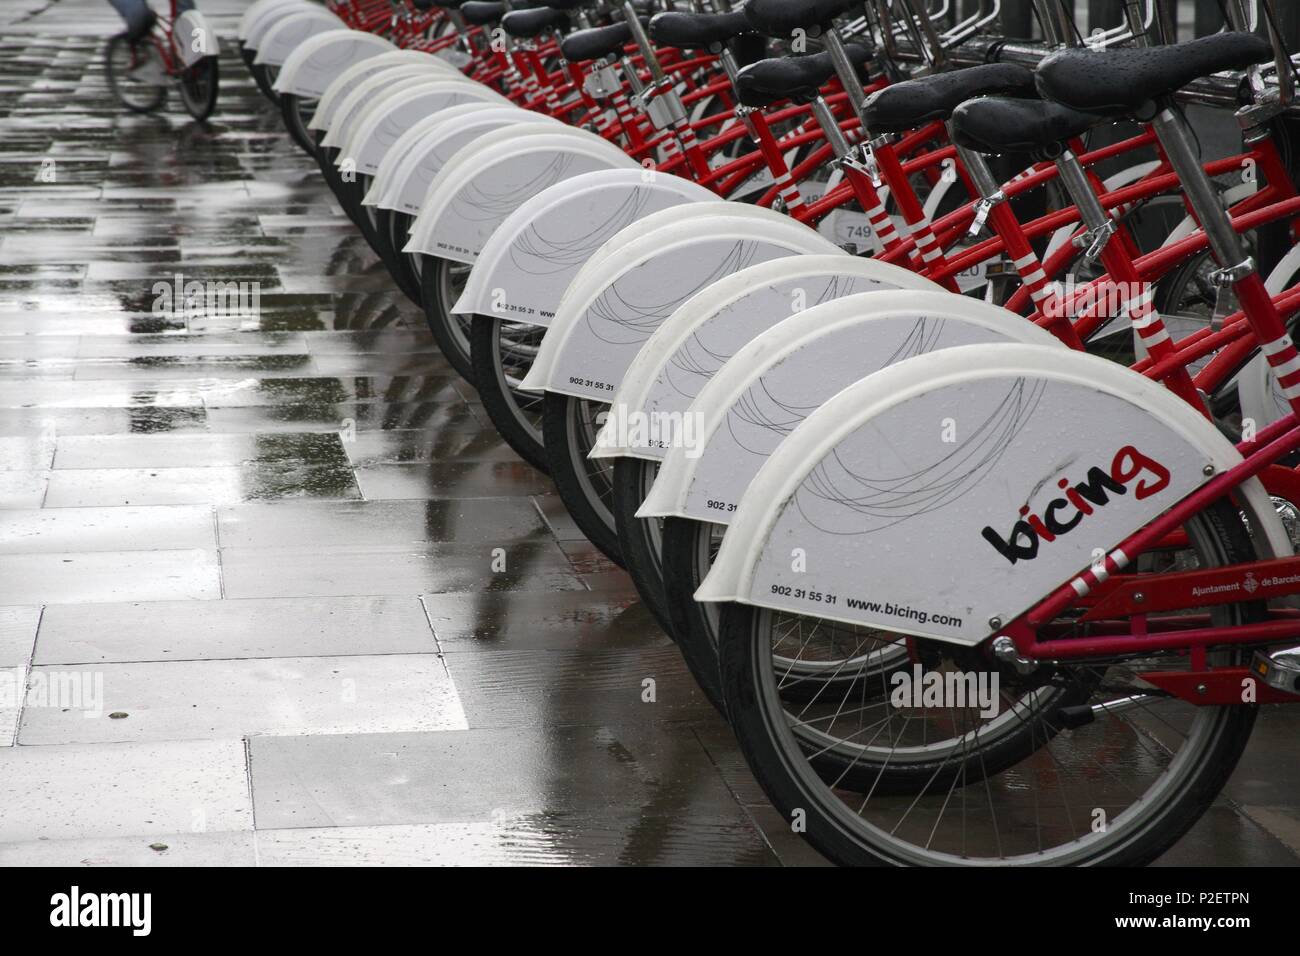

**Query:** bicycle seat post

left=949, top=140, right=1004, bottom=233
left=1151, top=99, right=1300, bottom=417
left=622, top=1, right=669, bottom=87
left=1151, top=104, right=1253, bottom=296
left=820, top=28, right=869, bottom=130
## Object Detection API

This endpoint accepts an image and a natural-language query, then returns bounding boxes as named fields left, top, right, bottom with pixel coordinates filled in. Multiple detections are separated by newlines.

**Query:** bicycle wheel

left=612, top=458, right=675, bottom=636
left=418, top=257, right=476, bottom=382
left=389, top=211, right=425, bottom=308
left=280, top=91, right=319, bottom=156
left=662, top=514, right=916, bottom=717
left=719, top=500, right=1262, bottom=865
left=318, top=148, right=364, bottom=230
left=371, top=208, right=421, bottom=305
left=105, top=35, right=167, bottom=114
left=336, top=174, right=375, bottom=242
left=661, top=516, right=727, bottom=712
left=470, top=316, right=550, bottom=473
left=179, top=56, right=219, bottom=121
left=543, top=394, right=624, bottom=567
left=251, top=62, right=279, bottom=102
left=351, top=177, right=390, bottom=259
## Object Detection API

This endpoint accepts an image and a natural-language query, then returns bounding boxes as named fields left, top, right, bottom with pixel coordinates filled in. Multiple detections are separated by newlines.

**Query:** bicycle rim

left=727, top=503, right=1259, bottom=864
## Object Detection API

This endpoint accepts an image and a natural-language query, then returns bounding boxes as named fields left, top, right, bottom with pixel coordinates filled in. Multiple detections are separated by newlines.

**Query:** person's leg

left=106, top=0, right=157, bottom=42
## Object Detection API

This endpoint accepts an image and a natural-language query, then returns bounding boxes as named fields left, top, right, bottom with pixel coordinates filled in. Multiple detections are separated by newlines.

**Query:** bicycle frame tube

left=999, top=102, right=1300, bottom=663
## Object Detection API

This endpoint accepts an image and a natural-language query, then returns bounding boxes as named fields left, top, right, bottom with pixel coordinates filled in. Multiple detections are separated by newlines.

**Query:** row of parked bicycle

left=238, top=0, right=1300, bottom=866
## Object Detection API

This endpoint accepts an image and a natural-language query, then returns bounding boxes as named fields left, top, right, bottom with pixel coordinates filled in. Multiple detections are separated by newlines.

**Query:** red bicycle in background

left=106, top=0, right=221, bottom=121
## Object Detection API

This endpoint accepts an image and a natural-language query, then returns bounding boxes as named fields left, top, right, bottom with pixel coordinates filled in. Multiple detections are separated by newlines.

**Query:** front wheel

left=105, top=35, right=167, bottom=114
left=179, top=56, right=219, bottom=121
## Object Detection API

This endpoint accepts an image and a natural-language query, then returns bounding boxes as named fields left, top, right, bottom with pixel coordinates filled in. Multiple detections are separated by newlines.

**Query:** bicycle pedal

left=1052, top=704, right=1096, bottom=729
left=1250, top=646, right=1300, bottom=697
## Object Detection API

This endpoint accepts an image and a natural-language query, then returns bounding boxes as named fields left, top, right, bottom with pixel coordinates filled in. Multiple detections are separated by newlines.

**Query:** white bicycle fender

left=175, top=10, right=218, bottom=65
left=697, top=342, right=1290, bottom=646
left=341, top=80, right=506, bottom=177
left=253, top=9, right=345, bottom=67
left=555, top=203, right=801, bottom=323
left=311, top=52, right=450, bottom=132
left=321, top=67, right=454, bottom=149
left=454, top=170, right=717, bottom=326
left=593, top=254, right=938, bottom=460
left=638, top=292, right=1058, bottom=523
left=519, top=216, right=841, bottom=400
left=403, top=128, right=637, bottom=264
left=242, top=0, right=311, bottom=48
left=239, top=0, right=303, bottom=42
left=275, top=30, right=393, bottom=98
left=365, top=105, right=541, bottom=211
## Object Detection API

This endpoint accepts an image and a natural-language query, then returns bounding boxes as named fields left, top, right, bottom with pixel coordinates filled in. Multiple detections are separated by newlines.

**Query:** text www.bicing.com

left=844, top=597, right=963, bottom=629
left=1114, top=915, right=1249, bottom=930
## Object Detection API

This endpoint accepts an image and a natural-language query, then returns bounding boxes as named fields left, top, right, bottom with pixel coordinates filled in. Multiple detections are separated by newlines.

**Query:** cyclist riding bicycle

left=107, top=0, right=193, bottom=44
left=104, top=0, right=217, bottom=121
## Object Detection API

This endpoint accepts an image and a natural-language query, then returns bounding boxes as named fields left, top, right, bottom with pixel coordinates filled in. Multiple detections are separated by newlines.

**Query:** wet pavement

left=0, top=0, right=1296, bottom=867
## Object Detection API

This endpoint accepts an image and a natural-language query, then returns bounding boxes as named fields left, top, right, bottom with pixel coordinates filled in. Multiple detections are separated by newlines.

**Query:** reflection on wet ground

left=0, top=0, right=1296, bottom=867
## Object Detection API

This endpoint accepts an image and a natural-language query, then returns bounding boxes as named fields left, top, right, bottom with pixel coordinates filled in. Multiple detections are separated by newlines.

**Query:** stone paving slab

left=35, top=595, right=437, bottom=664
left=18, top=654, right=469, bottom=744
left=0, top=739, right=253, bottom=842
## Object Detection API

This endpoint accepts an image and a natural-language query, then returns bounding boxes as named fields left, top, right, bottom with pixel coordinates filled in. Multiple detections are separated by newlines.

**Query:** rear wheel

left=389, top=211, right=425, bottom=308
left=543, top=393, right=623, bottom=566
left=662, top=515, right=917, bottom=718
left=419, top=257, right=476, bottom=382
left=280, top=91, right=318, bottom=155
left=612, top=458, right=675, bottom=636
left=318, top=147, right=364, bottom=229
left=661, top=516, right=727, bottom=712
left=371, top=208, right=421, bottom=304
left=179, top=56, right=219, bottom=121
left=470, top=315, right=550, bottom=472
left=105, top=35, right=167, bottom=114
left=251, top=62, right=279, bottom=102
left=718, top=501, right=1262, bottom=865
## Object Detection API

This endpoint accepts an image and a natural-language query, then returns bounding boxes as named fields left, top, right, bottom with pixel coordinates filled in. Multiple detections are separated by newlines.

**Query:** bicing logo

left=981, top=445, right=1172, bottom=565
